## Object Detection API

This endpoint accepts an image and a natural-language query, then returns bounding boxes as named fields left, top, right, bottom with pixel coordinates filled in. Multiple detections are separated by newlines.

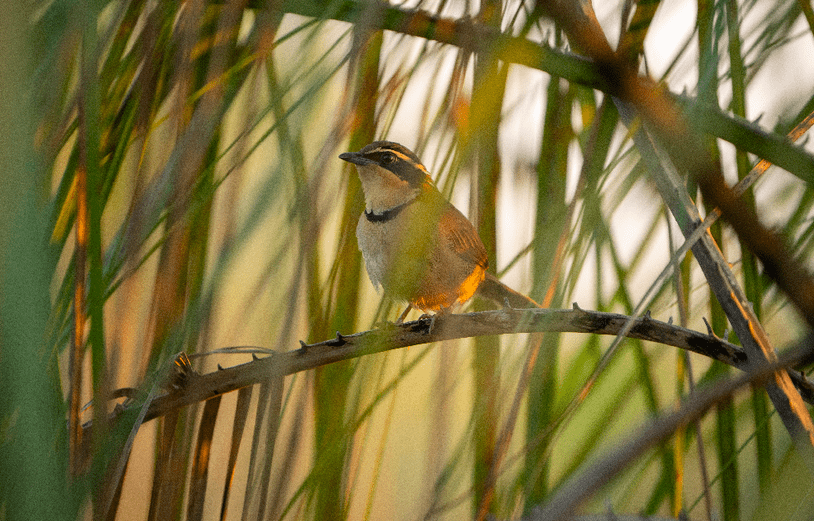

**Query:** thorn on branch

left=668, top=316, right=673, bottom=325
left=298, top=340, right=309, bottom=354
left=572, top=302, right=583, bottom=311
left=252, top=353, right=259, bottom=361
left=327, top=331, right=347, bottom=348
left=643, top=310, right=652, bottom=320
left=702, top=317, right=718, bottom=338
left=217, top=364, right=224, bottom=371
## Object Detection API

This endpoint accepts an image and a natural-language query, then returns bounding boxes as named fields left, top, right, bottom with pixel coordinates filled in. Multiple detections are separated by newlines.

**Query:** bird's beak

left=339, top=151, right=373, bottom=166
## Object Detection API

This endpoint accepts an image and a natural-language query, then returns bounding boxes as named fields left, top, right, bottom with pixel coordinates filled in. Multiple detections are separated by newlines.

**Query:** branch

left=276, top=0, right=604, bottom=86
left=103, top=307, right=814, bottom=427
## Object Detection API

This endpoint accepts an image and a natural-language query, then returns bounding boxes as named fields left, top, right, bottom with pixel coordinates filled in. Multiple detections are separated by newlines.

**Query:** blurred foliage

left=2, top=0, right=814, bottom=519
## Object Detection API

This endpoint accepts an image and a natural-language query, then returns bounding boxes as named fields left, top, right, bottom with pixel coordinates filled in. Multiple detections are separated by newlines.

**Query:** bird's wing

left=439, top=203, right=489, bottom=270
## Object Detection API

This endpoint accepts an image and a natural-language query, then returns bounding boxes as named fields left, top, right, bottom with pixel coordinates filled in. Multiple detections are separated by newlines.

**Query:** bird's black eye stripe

left=366, top=151, right=398, bottom=165
left=363, top=146, right=427, bottom=187
left=389, top=159, right=426, bottom=187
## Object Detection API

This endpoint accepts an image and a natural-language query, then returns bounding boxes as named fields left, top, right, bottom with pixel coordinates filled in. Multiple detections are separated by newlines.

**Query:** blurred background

left=2, top=0, right=814, bottom=519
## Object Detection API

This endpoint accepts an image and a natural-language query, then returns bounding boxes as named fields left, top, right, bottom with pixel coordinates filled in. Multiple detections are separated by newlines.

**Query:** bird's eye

left=381, top=152, right=396, bottom=164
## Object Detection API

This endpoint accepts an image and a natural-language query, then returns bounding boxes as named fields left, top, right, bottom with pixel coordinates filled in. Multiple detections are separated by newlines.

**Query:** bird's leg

left=396, top=304, right=413, bottom=324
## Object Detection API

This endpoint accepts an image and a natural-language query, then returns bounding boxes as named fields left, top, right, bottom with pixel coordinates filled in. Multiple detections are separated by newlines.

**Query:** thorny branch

left=95, top=307, right=814, bottom=430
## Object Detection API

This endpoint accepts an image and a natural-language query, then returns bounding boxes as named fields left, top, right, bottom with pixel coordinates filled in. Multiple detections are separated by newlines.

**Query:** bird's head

left=339, top=141, right=431, bottom=212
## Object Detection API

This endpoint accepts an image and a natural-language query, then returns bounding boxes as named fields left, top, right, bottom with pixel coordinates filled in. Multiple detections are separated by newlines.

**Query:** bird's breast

left=356, top=216, right=397, bottom=291
left=355, top=204, right=485, bottom=311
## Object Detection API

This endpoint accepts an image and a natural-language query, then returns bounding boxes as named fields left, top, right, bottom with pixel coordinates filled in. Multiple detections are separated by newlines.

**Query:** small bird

left=339, top=141, right=539, bottom=321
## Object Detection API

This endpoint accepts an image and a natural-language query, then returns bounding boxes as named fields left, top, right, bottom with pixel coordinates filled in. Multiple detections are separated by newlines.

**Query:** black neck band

left=364, top=197, right=417, bottom=223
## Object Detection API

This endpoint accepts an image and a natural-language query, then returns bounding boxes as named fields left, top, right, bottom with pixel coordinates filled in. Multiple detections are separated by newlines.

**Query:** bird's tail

left=476, top=272, right=541, bottom=309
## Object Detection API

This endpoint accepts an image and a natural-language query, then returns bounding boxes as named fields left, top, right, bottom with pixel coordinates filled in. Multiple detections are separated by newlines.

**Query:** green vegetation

left=3, top=0, right=814, bottom=519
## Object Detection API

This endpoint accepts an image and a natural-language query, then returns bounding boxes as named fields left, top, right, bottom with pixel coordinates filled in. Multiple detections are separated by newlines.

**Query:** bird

left=339, top=140, right=540, bottom=322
